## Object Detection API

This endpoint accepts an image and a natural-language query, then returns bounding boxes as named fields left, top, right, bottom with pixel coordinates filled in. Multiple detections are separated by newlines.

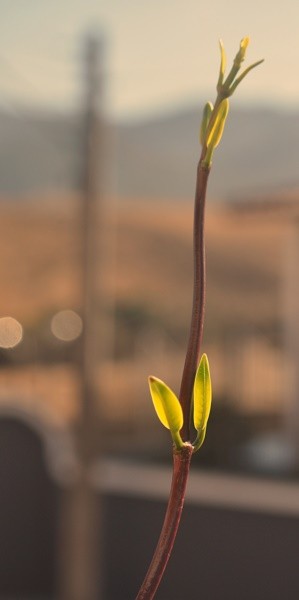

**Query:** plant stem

left=135, top=160, right=210, bottom=599
left=135, top=443, right=193, bottom=600
left=135, top=39, right=262, bottom=600
left=179, top=161, right=210, bottom=441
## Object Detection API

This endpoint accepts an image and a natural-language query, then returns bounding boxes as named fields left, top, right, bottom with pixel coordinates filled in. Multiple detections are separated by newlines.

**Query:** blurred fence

left=1, top=415, right=299, bottom=600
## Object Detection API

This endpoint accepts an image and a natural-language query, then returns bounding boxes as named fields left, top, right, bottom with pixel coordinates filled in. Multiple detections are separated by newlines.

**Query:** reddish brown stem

left=135, top=444, right=193, bottom=600
left=135, top=159, right=210, bottom=599
left=179, top=162, right=210, bottom=441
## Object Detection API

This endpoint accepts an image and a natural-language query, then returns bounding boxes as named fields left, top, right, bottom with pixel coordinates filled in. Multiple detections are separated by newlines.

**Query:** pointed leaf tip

left=193, top=353, right=212, bottom=433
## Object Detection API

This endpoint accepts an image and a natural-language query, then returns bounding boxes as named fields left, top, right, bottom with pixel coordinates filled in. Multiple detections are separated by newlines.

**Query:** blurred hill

left=0, top=112, right=83, bottom=195
left=117, top=105, right=299, bottom=200
left=1, top=105, right=299, bottom=199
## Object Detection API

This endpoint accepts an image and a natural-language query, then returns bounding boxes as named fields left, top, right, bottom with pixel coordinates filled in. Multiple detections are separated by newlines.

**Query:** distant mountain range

left=0, top=104, right=299, bottom=201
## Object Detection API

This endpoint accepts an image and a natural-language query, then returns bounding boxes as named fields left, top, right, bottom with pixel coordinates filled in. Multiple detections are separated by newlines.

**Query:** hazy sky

left=0, top=0, right=298, bottom=118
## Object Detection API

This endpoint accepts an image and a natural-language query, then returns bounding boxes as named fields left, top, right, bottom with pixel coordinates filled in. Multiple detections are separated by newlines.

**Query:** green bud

left=234, top=36, right=250, bottom=69
left=206, top=98, right=229, bottom=150
left=192, top=354, right=212, bottom=453
left=218, top=37, right=264, bottom=98
left=148, top=376, right=184, bottom=450
left=203, top=98, right=229, bottom=166
left=193, top=354, right=212, bottom=433
left=200, top=101, right=213, bottom=146
left=217, top=39, right=227, bottom=92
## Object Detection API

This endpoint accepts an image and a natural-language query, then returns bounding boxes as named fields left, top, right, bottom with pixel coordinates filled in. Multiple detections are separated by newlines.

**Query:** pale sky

left=0, top=0, right=298, bottom=118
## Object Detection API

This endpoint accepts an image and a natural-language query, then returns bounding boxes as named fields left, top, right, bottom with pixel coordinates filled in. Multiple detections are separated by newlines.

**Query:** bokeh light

left=0, top=317, right=23, bottom=349
left=51, top=310, right=83, bottom=342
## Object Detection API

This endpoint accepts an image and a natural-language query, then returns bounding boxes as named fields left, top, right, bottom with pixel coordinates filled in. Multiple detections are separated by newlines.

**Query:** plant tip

left=240, top=36, right=250, bottom=50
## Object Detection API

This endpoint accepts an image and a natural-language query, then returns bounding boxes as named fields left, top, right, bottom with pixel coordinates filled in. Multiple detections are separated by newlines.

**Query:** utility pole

left=58, top=34, right=105, bottom=600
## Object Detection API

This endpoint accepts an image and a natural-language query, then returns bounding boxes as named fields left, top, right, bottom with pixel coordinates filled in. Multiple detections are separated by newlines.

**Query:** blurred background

left=1, top=1, right=299, bottom=599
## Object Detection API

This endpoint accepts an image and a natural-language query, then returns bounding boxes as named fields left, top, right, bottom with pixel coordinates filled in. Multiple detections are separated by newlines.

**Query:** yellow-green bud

left=206, top=98, right=229, bottom=151
left=192, top=353, right=212, bottom=453
left=200, top=101, right=213, bottom=146
left=203, top=98, right=229, bottom=167
left=217, top=39, right=227, bottom=91
left=234, top=36, right=250, bottom=69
